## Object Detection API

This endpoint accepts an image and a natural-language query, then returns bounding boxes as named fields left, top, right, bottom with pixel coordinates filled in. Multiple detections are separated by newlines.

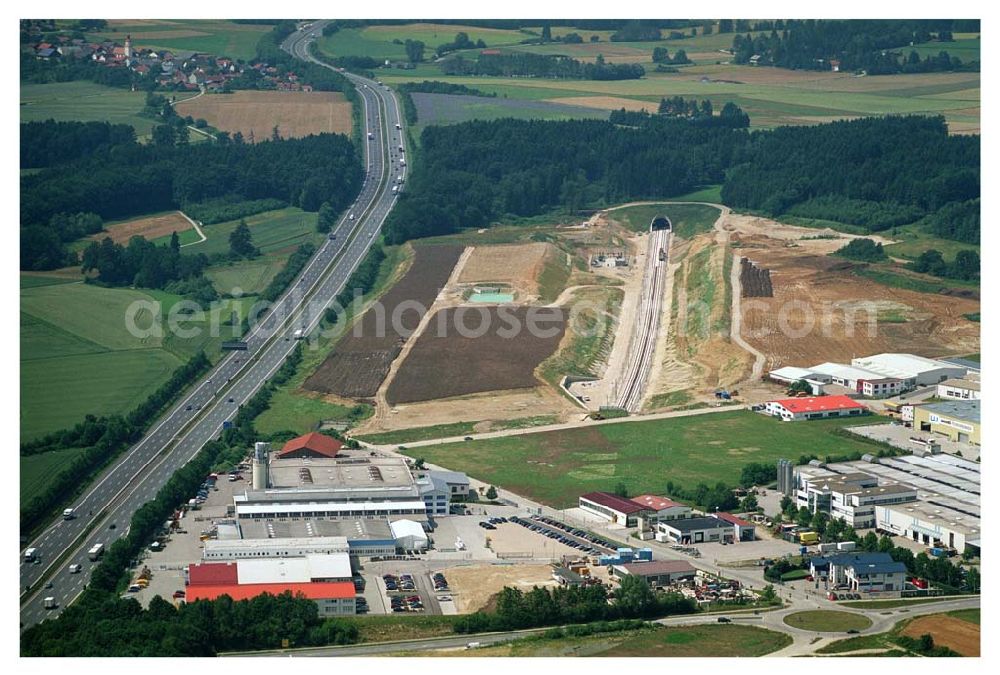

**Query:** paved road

left=19, top=21, right=404, bottom=630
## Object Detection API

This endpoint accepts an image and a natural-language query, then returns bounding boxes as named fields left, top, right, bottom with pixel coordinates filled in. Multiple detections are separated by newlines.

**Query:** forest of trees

left=383, top=116, right=747, bottom=243
left=720, top=115, right=979, bottom=228
left=20, top=121, right=362, bottom=270
left=20, top=120, right=137, bottom=169
left=730, top=19, right=980, bottom=73
left=386, top=113, right=977, bottom=260
left=441, top=52, right=645, bottom=80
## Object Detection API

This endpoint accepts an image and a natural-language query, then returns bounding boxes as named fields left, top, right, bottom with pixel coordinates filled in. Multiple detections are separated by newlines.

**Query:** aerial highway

left=614, top=222, right=671, bottom=412
left=20, top=20, right=404, bottom=629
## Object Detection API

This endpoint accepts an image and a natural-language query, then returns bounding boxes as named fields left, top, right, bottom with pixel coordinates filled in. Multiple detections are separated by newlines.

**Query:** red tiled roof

left=277, top=432, right=343, bottom=459
left=630, top=495, right=685, bottom=511
left=188, top=562, right=238, bottom=586
left=715, top=512, right=753, bottom=527
left=580, top=492, right=646, bottom=514
left=185, top=581, right=355, bottom=602
left=770, top=395, right=866, bottom=414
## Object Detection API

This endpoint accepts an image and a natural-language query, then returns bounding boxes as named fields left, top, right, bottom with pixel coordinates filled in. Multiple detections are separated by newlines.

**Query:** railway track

left=614, top=225, right=671, bottom=412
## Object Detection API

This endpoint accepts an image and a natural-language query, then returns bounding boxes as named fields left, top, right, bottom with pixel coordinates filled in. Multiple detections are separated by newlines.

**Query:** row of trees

left=652, top=47, right=691, bottom=65
left=453, top=577, right=697, bottom=634
left=80, top=233, right=210, bottom=290
left=785, top=195, right=925, bottom=232
left=441, top=52, right=645, bottom=80
left=730, top=20, right=979, bottom=73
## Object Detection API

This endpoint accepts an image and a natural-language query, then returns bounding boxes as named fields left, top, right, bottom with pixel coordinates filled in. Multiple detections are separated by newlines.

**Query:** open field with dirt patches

left=402, top=410, right=878, bottom=507
left=457, top=242, right=554, bottom=300
left=305, top=245, right=464, bottom=399
left=544, top=95, right=655, bottom=112
left=729, top=218, right=980, bottom=368
left=175, top=90, right=352, bottom=140
left=385, top=306, right=566, bottom=404
left=901, top=614, right=979, bottom=656
left=88, top=211, right=193, bottom=245
left=411, top=93, right=606, bottom=131
left=442, top=564, right=559, bottom=614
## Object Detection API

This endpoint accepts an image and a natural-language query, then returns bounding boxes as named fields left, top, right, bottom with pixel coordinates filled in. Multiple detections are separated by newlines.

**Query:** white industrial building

left=806, top=363, right=903, bottom=397
left=809, top=552, right=907, bottom=595
left=390, top=519, right=429, bottom=551
left=792, top=452, right=980, bottom=553
left=203, top=536, right=349, bottom=560
left=936, top=378, right=980, bottom=401
left=850, top=353, right=967, bottom=388
left=794, top=471, right=917, bottom=528
left=234, top=441, right=468, bottom=523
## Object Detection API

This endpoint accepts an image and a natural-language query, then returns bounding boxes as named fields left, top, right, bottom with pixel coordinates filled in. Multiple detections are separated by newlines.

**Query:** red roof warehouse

left=276, top=432, right=343, bottom=459
left=579, top=492, right=647, bottom=527
left=185, top=581, right=355, bottom=603
left=764, top=395, right=867, bottom=421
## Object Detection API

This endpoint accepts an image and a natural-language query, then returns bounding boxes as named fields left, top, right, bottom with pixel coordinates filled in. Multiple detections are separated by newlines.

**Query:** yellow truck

left=798, top=531, right=819, bottom=545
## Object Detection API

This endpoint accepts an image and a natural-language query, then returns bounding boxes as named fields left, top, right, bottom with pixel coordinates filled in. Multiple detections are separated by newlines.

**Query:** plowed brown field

left=91, top=211, right=192, bottom=244
left=304, top=246, right=463, bottom=399
left=386, top=306, right=566, bottom=404
left=901, top=615, right=979, bottom=656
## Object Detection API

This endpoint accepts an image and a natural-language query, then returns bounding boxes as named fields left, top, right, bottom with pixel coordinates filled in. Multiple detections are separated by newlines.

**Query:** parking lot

left=846, top=422, right=980, bottom=461
left=127, top=469, right=246, bottom=607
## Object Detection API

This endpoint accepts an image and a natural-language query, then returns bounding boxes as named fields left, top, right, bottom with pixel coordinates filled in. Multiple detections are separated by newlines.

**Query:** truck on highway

left=44, top=597, right=57, bottom=610
left=69, top=564, right=82, bottom=574
left=466, top=642, right=481, bottom=649
left=395, top=123, right=401, bottom=130
left=88, top=543, right=104, bottom=561
left=63, top=508, right=75, bottom=520
left=391, top=186, right=398, bottom=194
left=367, top=132, right=374, bottom=140
left=24, top=547, right=38, bottom=563
left=293, top=328, right=305, bottom=340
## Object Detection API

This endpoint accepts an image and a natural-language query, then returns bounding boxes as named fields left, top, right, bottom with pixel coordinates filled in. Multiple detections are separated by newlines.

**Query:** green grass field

left=19, top=276, right=250, bottom=442
left=20, top=446, right=88, bottom=503
left=841, top=597, right=963, bottom=610
left=20, top=81, right=169, bottom=140
left=318, top=23, right=533, bottom=62
left=783, top=611, right=873, bottom=632
left=181, top=208, right=320, bottom=257
left=450, top=624, right=791, bottom=657
left=94, top=19, right=271, bottom=61
left=882, top=223, right=980, bottom=261
left=403, top=410, right=880, bottom=507
left=204, top=258, right=286, bottom=296
left=610, top=202, right=721, bottom=237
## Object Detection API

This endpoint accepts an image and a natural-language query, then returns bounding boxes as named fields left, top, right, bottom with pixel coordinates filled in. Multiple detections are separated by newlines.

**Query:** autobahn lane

left=20, top=23, right=404, bottom=629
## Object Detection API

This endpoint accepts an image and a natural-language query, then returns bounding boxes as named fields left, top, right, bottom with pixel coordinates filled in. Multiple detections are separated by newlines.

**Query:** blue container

left=637, top=549, right=653, bottom=561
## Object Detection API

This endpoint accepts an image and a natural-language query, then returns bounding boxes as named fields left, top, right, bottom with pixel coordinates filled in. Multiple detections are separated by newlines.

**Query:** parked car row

left=383, top=573, right=415, bottom=592
left=390, top=594, right=423, bottom=613
left=510, top=516, right=611, bottom=554
left=828, top=592, right=863, bottom=600
left=432, top=572, right=449, bottom=592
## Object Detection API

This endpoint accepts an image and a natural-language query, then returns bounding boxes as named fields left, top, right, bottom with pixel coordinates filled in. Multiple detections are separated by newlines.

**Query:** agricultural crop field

left=204, top=258, right=286, bottom=296
left=411, top=93, right=607, bottom=131
left=20, top=81, right=179, bottom=140
left=20, top=276, right=249, bottom=442
left=386, top=305, right=567, bottom=404
left=84, top=211, right=194, bottom=246
left=180, top=207, right=319, bottom=257
left=404, top=410, right=880, bottom=507
left=383, top=66, right=979, bottom=134
left=318, top=23, right=534, bottom=62
left=609, top=202, right=721, bottom=237
left=175, top=90, right=353, bottom=140
left=305, top=245, right=464, bottom=398
left=94, top=19, right=272, bottom=61
left=20, top=446, right=88, bottom=504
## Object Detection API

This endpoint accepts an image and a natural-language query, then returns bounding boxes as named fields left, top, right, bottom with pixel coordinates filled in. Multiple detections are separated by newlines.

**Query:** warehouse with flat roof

left=611, top=560, right=698, bottom=588
left=850, top=353, right=967, bottom=387
left=764, top=395, right=868, bottom=421
left=913, top=400, right=981, bottom=445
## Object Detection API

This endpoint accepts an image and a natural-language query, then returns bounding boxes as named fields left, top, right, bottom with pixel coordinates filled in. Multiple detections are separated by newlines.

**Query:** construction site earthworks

left=325, top=202, right=978, bottom=441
